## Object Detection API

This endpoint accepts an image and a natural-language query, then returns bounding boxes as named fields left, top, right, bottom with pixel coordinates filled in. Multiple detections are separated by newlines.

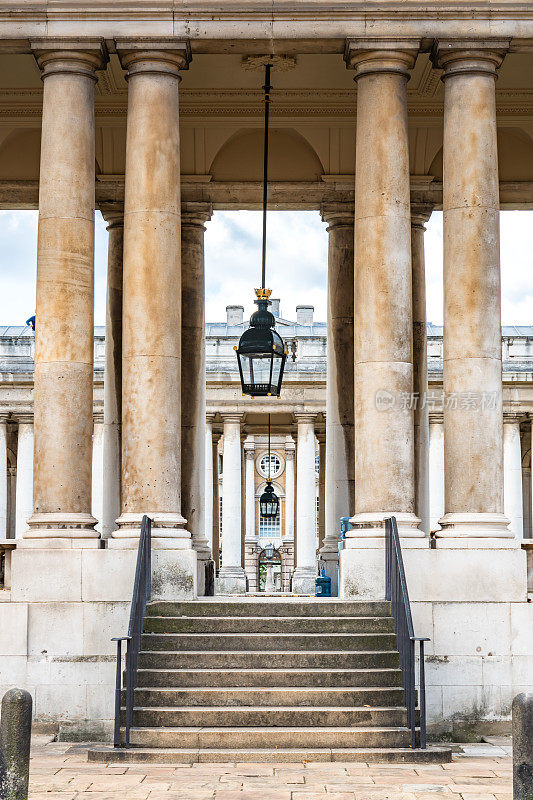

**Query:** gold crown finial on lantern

left=255, top=288, right=272, bottom=300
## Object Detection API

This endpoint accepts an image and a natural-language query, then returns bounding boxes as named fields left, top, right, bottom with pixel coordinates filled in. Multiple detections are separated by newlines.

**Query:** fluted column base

left=347, top=512, right=423, bottom=542
left=292, top=566, right=316, bottom=595
left=109, top=512, right=191, bottom=550
left=22, top=513, right=99, bottom=549
left=437, top=512, right=514, bottom=545
left=218, top=565, right=247, bottom=595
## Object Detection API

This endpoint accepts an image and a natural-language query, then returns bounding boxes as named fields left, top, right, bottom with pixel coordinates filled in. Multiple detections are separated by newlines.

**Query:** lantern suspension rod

left=261, top=62, right=271, bottom=291
left=268, top=413, right=271, bottom=481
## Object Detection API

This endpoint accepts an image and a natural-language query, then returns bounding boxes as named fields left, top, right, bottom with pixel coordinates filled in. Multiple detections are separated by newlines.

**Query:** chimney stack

left=270, top=298, right=280, bottom=318
left=296, top=305, right=314, bottom=325
left=226, top=305, right=244, bottom=325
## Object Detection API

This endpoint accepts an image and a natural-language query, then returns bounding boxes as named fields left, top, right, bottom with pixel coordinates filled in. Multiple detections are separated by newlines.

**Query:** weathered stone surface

left=0, top=688, right=32, bottom=800
left=513, top=693, right=533, bottom=800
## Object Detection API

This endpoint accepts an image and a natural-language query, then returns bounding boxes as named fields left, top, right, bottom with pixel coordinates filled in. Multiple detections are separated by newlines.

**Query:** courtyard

left=26, top=736, right=512, bottom=800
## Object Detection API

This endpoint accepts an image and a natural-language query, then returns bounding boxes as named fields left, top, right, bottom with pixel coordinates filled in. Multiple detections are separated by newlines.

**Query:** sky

left=1, top=208, right=532, bottom=327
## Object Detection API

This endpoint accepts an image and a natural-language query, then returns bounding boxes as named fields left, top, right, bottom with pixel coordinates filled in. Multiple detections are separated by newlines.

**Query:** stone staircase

left=89, top=599, right=451, bottom=763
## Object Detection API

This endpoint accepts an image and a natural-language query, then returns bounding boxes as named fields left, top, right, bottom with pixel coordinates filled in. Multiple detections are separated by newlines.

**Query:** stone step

left=130, top=687, right=406, bottom=708
left=146, top=600, right=391, bottom=618
left=124, top=725, right=413, bottom=749
left=127, top=706, right=408, bottom=728
left=137, top=650, right=400, bottom=670
left=143, top=615, right=395, bottom=634
left=141, top=632, right=397, bottom=652
left=134, top=667, right=403, bottom=688
left=89, top=745, right=452, bottom=764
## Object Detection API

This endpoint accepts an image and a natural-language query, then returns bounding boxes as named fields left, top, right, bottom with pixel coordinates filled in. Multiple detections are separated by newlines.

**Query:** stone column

left=344, top=42, right=421, bottom=538
left=244, top=437, right=256, bottom=542
left=293, top=413, right=317, bottom=595
left=284, top=436, right=295, bottom=542
left=91, top=414, right=104, bottom=534
left=205, top=414, right=215, bottom=552
left=504, top=414, right=524, bottom=538
left=411, top=205, right=433, bottom=535
left=101, top=209, right=123, bottom=539
left=112, top=43, right=193, bottom=559
left=181, top=204, right=213, bottom=580
left=0, top=416, right=8, bottom=539
left=219, top=414, right=246, bottom=593
left=15, top=417, right=34, bottom=539
left=320, top=205, right=355, bottom=586
left=317, top=432, right=326, bottom=552
left=429, top=414, right=445, bottom=534
left=434, top=41, right=511, bottom=539
left=26, top=41, right=107, bottom=547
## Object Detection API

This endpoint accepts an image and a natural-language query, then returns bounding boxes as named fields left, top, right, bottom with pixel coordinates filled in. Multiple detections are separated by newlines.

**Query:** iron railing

left=112, top=514, right=152, bottom=748
left=385, top=516, right=429, bottom=749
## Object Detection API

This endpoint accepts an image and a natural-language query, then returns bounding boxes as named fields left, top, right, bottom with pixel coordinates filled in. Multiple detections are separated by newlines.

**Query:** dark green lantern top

left=236, top=288, right=287, bottom=398
left=259, top=480, right=280, bottom=520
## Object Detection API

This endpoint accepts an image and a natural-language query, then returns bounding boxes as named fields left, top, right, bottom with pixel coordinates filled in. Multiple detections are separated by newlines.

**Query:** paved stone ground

left=28, top=736, right=512, bottom=800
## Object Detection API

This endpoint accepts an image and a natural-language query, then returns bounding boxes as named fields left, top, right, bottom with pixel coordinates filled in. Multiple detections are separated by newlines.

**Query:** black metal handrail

left=112, top=515, right=152, bottom=748
left=385, top=516, right=429, bottom=749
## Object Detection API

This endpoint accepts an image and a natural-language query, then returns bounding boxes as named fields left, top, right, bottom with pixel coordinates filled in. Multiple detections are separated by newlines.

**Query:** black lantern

left=236, top=288, right=286, bottom=397
left=259, top=414, right=280, bottom=519
left=260, top=481, right=279, bottom=520
left=263, top=541, right=276, bottom=559
left=235, top=62, right=287, bottom=398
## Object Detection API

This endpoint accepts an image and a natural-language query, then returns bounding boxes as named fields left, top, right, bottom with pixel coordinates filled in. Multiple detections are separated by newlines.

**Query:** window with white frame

left=259, top=507, right=281, bottom=538
left=258, top=453, right=283, bottom=479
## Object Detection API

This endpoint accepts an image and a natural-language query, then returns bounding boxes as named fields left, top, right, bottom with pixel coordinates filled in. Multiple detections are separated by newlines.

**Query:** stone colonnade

left=13, top=35, right=528, bottom=598
left=338, top=38, right=515, bottom=571
left=210, top=414, right=322, bottom=595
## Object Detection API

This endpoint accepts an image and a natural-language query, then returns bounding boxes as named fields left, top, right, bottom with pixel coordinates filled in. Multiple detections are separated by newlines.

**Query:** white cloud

left=204, top=210, right=328, bottom=322
left=0, top=208, right=531, bottom=328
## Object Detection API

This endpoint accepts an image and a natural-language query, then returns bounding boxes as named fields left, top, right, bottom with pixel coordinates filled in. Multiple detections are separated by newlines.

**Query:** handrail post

left=418, top=638, right=429, bottom=749
left=113, top=638, right=122, bottom=748
left=385, top=517, right=391, bottom=601
left=385, top=517, right=430, bottom=750
left=110, top=515, right=153, bottom=752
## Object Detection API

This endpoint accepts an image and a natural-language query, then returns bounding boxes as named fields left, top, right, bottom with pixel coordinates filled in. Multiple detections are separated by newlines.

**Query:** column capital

left=320, top=203, right=354, bottom=229
left=181, top=202, right=213, bottom=229
left=503, top=411, right=524, bottom=425
left=411, top=203, right=434, bottom=230
left=116, top=39, right=191, bottom=79
left=429, top=412, right=444, bottom=425
left=221, top=413, right=244, bottom=424
left=99, top=204, right=124, bottom=230
left=14, top=414, right=34, bottom=426
left=206, top=412, right=216, bottom=424
left=0, top=412, right=11, bottom=425
left=31, top=39, right=108, bottom=80
left=93, top=412, right=104, bottom=425
left=244, top=435, right=256, bottom=456
left=294, top=412, right=316, bottom=425
left=432, top=40, right=509, bottom=80
left=345, top=39, right=419, bottom=80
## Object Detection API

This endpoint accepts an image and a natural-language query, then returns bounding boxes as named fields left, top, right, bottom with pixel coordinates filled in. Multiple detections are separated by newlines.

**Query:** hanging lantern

left=235, top=62, right=287, bottom=398
left=259, top=414, right=280, bottom=519
left=236, top=288, right=286, bottom=397
left=263, top=541, right=276, bottom=559
left=260, top=481, right=280, bottom=520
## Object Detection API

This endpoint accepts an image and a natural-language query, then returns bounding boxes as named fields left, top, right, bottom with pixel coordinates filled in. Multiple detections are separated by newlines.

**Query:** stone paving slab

left=26, top=736, right=512, bottom=800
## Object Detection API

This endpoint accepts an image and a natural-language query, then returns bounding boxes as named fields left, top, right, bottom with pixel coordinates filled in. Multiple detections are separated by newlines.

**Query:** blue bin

left=315, top=575, right=332, bottom=597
